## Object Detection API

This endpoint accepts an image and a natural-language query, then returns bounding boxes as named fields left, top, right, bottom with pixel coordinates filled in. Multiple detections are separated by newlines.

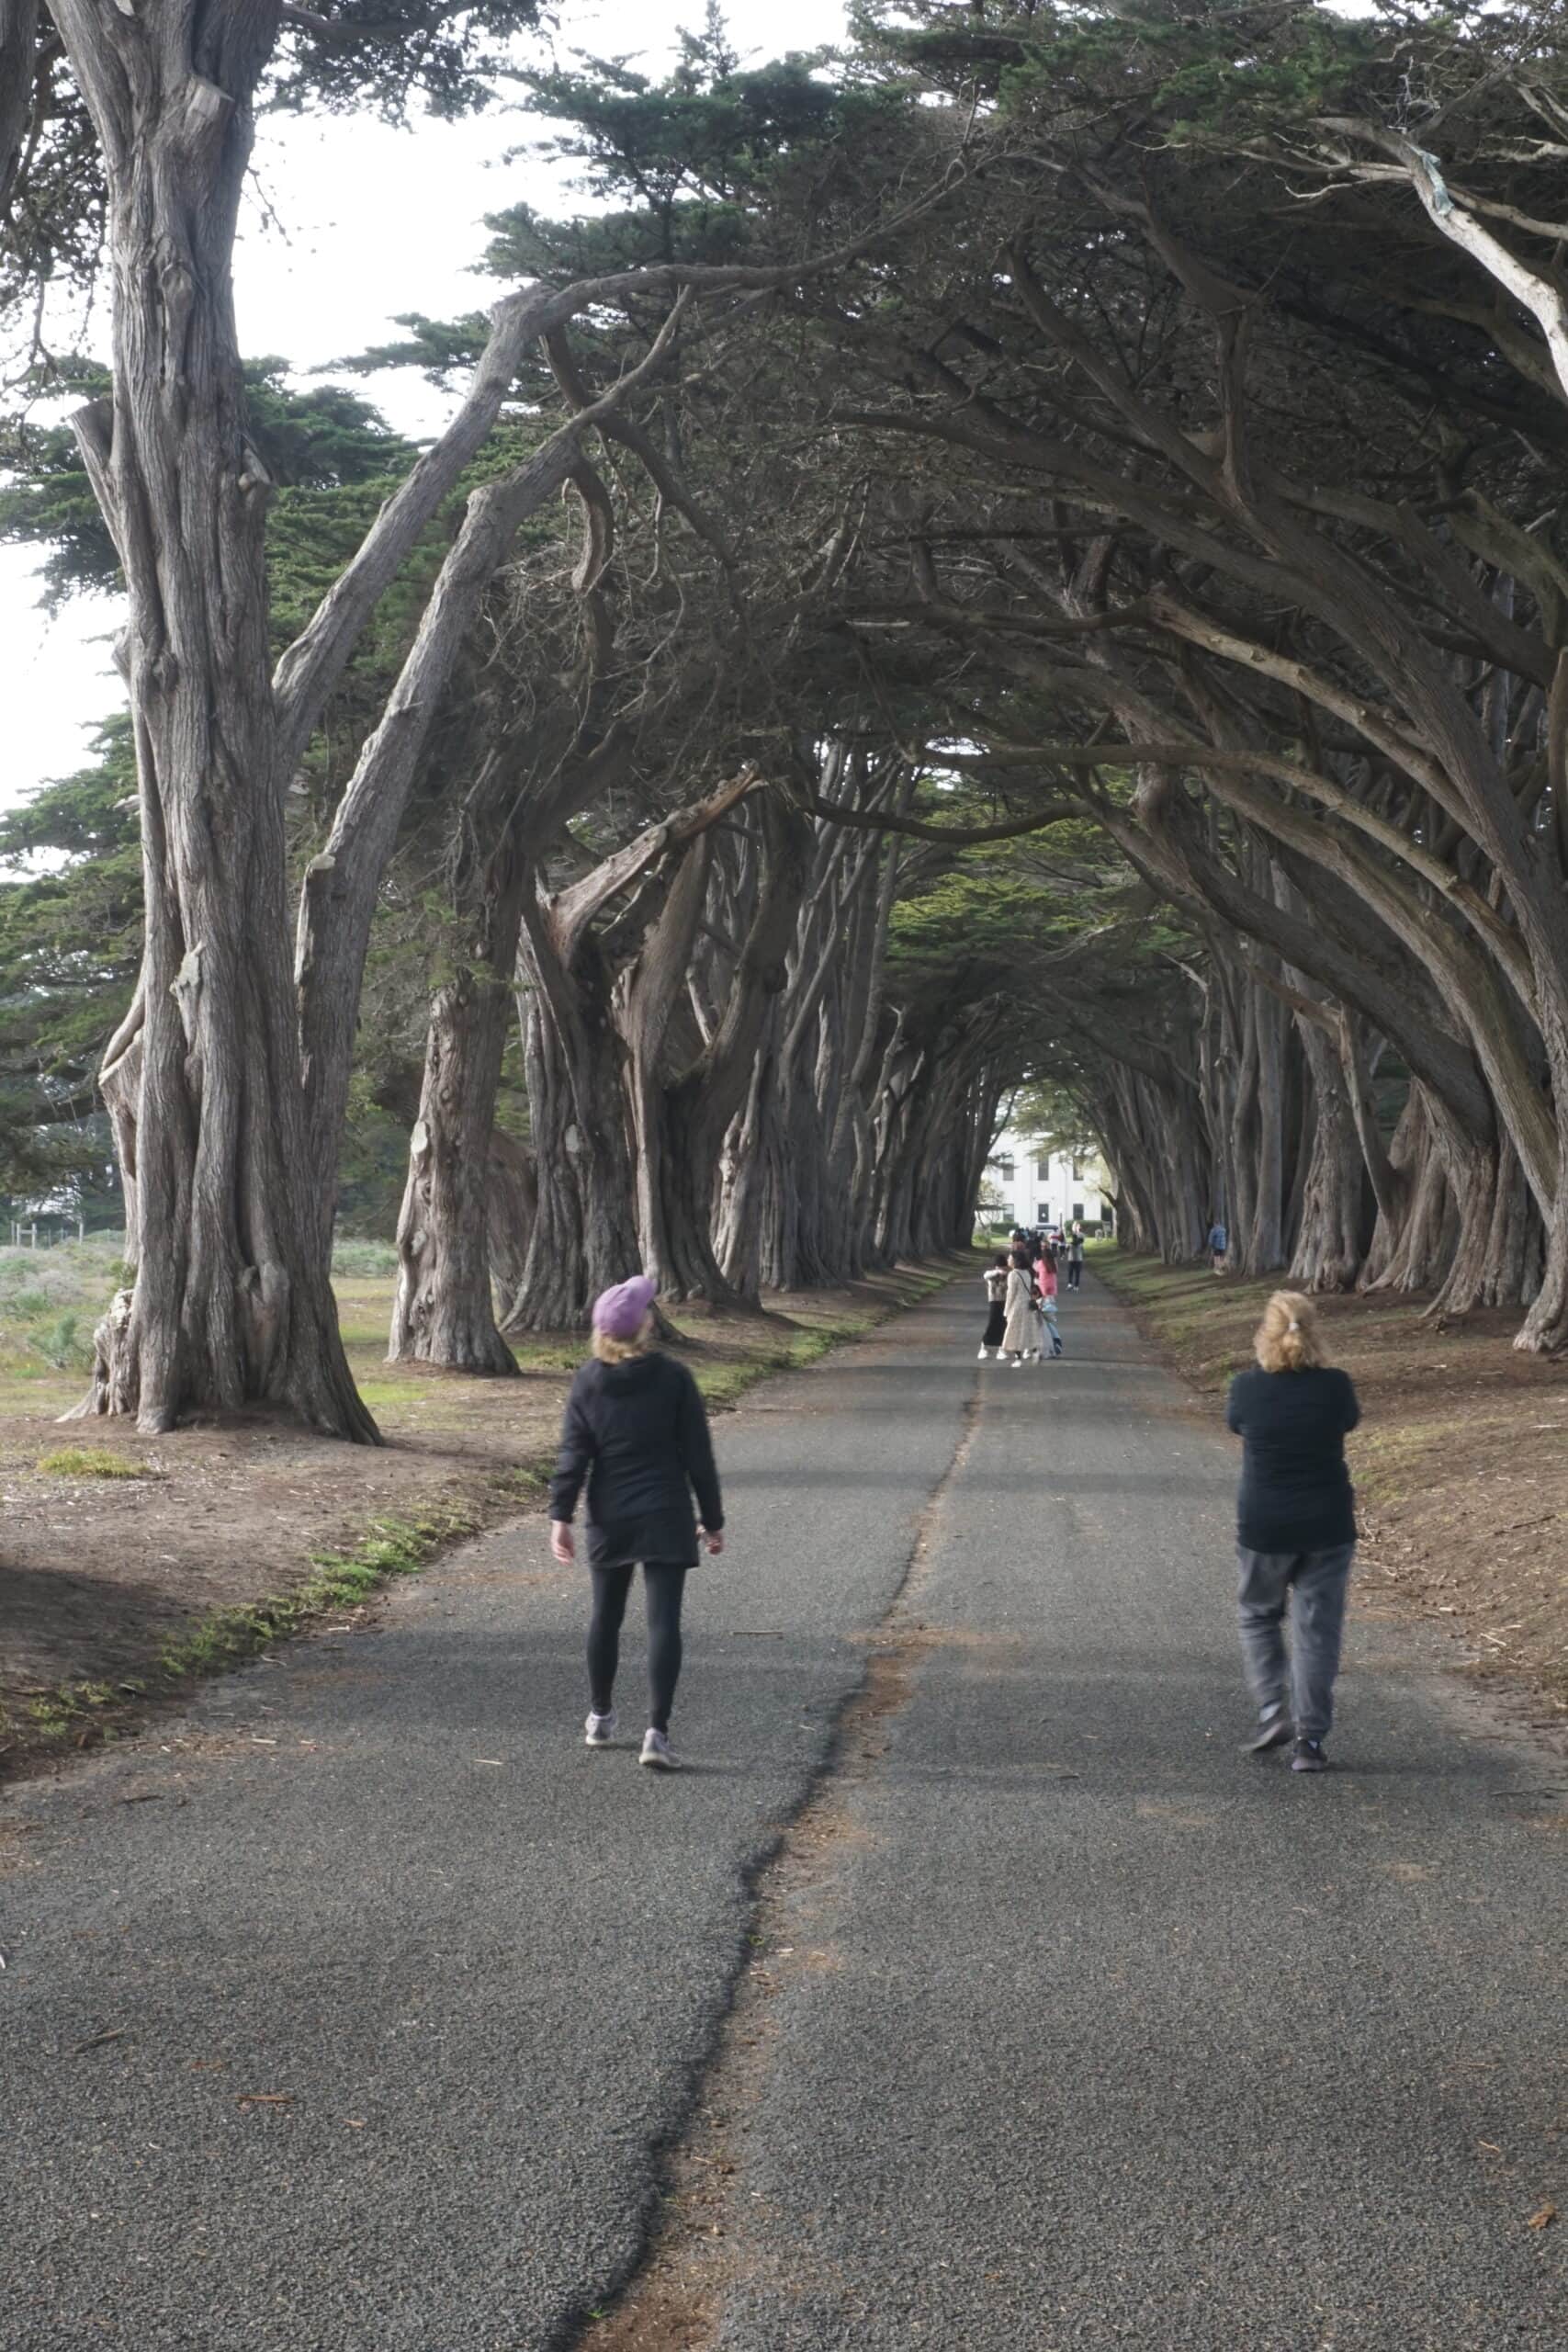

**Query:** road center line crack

left=563, top=1379, right=984, bottom=2352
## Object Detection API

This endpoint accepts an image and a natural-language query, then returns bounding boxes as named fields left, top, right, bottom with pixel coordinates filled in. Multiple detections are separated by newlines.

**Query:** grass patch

left=35, top=1445, right=153, bottom=1481
left=352, top=1378, right=438, bottom=1409
left=151, top=1507, right=483, bottom=1683
left=508, top=1340, right=593, bottom=1374
left=0, top=1495, right=529, bottom=1773
left=4, top=1503, right=506, bottom=1772
left=0, top=1236, right=130, bottom=1407
left=1093, top=1245, right=1274, bottom=1391
left=330, top=1238, right=400, bottom=1278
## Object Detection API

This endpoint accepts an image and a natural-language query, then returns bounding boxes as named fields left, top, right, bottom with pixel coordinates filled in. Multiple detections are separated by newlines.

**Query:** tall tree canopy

left=8, top=0, right=1568, bottom=1448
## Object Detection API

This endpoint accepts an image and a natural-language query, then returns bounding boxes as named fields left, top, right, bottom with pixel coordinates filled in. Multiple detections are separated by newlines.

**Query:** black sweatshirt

left=549, top=1352, right=724, bottom=1568
left=1225, top=1364, right=1360, bottom=1553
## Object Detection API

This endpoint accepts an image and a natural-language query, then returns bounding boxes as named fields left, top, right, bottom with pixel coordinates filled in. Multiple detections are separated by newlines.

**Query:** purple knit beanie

left=592, top=1274, right=657, bottom=1340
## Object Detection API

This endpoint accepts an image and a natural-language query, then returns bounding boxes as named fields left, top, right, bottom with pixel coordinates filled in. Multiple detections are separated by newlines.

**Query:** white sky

left=2, top=0, right=847, bottom=815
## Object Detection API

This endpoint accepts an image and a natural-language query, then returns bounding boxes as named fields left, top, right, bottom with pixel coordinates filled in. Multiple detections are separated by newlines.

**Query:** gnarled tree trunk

left=624, top=794, right=811, bottom=1305
left=57, top=6, right=375, bottom=1439
left=389, top=842, right=527, bottom=1372
left=502, top=914, right=641, bottom=1333
left=1288, top=1013, right=1366, bottom=1293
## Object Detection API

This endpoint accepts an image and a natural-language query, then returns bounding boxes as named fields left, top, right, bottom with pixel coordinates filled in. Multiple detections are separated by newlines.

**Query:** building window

left=998, top=1157, right=1015, bottom=1181
left=1034, top=1156, right=1050, bottom=1181
left=1073, top=1201, right=1084, bottom=1223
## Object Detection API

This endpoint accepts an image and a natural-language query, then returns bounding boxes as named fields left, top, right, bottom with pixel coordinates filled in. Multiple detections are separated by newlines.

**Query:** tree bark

left=55, top=2, right=375, bottom=1438
left=502, top=910, right=641, bottom=1333
left=485, top=1130, right=537, bottom=1309
left=388, top=841, right=527, bottom=1373
left=1288, top=1012, right=1366, bottom=1293
left=624, top=794, right=812, bottom=1305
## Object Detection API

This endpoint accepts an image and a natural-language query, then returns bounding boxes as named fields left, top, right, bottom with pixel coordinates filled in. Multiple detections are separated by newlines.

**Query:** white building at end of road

left=982, top=1129, right=1111, bottom=1234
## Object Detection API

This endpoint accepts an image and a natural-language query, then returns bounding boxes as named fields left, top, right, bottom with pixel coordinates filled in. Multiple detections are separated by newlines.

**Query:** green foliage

left=483, top=13, right=880, bottom=281
left=1010, top=1078, right=1100, bottom=1157
left=28, top=1311, right=90, bottom=1371
left=0, top=361, right=419, bottom=610
left=0, top=1238, right=126, bottom=1396
left=6, top=3, right=550, bottom=309
left=0, top=724, right=141, bottom=1207
left=36, top=1445, right=151, bottom=1480
left=331, top=1238, right=401, bottom=1278
left=0, top=362, right=118, bottom=605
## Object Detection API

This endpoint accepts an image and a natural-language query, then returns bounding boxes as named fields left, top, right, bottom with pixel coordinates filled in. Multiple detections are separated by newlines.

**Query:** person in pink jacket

left=1033, top=1243, right=1064, bottom=1358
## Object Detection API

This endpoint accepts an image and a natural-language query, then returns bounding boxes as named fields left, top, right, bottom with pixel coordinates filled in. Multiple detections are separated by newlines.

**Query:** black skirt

left=983, top=1301, right=1006, bottom=1346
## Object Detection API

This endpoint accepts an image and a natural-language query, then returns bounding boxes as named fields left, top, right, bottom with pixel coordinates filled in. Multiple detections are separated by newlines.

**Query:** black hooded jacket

left=548, top=1351, right=724, bottom=1568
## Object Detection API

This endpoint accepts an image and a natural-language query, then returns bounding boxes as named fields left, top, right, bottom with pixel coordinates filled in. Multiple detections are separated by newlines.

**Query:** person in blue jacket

left=549, top=1275, right=724, bottom=1772
left=1226, top=1291, right=1360, bottom=1774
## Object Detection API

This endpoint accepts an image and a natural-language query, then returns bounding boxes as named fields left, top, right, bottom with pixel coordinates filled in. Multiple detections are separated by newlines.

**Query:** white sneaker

left=976, top=1346, right=989, bottom=1360
left=584, top=1710, right=616, bottom=1747
left=639, top=1728, right=680, bottom=1770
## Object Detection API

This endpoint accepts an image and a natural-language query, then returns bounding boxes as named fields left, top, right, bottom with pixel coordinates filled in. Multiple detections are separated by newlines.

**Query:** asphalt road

left=715, top=1275, right=1568, bottom=2350
left=3, top=1272, right=1565, bottom=2350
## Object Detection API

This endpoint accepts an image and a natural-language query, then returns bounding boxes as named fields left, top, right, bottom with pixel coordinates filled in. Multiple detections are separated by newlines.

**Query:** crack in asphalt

left=564, top=1384, right=985, bottom=2352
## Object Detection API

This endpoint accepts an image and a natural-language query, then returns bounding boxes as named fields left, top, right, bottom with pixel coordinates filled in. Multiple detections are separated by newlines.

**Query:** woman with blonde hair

left=549, top=1276, right=724, bottom=1771
left=1225, top=1291, right=1360, bottom=1774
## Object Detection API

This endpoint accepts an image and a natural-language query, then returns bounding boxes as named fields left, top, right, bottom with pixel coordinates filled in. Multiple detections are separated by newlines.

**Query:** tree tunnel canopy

left=5, top=0, right=1568, bottom=1438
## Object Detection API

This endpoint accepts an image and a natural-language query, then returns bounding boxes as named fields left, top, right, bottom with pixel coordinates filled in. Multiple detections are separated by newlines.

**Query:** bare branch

left=547, top=769, right=761, bottom=967
left=1317, top=118, right=1568, bottom=403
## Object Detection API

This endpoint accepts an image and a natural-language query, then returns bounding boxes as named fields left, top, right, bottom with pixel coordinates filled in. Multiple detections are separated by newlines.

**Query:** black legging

left=587, top=1563, right=689, bottom=1734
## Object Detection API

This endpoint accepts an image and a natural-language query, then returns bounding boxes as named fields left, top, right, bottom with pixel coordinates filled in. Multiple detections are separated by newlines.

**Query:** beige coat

left=1002, top=1266, right=1035, bottom=1354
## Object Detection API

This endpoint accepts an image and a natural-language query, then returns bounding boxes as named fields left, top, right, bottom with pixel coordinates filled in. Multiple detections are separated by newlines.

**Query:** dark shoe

left=1291, top=1737, right=1328, bottom=1774
left=1243, top=1705, right=1292, bottom=1755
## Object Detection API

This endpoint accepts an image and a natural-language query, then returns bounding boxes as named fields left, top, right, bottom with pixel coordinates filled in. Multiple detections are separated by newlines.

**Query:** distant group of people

left=546, top=1251, right=1361, bottom=1781
left=978, top=1222, right=1084, bottom=1364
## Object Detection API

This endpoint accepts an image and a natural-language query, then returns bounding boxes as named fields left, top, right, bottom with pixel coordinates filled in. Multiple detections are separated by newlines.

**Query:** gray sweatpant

left=1236, top=1543, right=1355, bottom=1740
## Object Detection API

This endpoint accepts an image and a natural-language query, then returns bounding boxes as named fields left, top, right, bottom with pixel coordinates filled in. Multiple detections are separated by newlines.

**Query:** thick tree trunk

left=388, top=846, right=526, bottom=1372
left=1249, top=978, right=1288, bottom=1273
left=60, top=11, right=374, bottom=1440
left=485, top=1130, right=537, bottom=1307
left=1481, top=1139, right=1542, bottom=1310
left=1288, top=1019, right=1367, bottom=1293
left=1360, top=1092, right=1454, bottom=1296
left=716, top=1032, right=778, bottom=1296
left=502, top=910, right=642, bottom=1333
left=626, top=796, right=811, bottom=1306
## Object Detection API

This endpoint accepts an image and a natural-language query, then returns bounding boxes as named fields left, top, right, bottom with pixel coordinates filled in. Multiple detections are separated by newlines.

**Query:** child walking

left=978, top=1253, right=1009, bottom=1359
left=549, top=1275, right=725, bottom=1771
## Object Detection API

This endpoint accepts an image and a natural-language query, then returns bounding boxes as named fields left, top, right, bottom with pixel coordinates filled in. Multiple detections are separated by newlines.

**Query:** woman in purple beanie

left=548, top=1275, right=725, bottom=1770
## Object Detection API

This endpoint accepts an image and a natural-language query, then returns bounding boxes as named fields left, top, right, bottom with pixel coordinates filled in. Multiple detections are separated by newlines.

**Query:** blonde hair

left=1255, top=1290, right=1327, bottom=1374
left=592, top=1312, right=656, bottom=1364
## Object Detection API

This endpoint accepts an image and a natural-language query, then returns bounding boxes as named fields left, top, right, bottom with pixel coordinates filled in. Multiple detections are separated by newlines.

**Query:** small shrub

left=332, top=1238, right=400, bottom=1278
left=36, top=1446, right=150, bottom=1481
left=30, top=1312, right=95, bottom=1371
